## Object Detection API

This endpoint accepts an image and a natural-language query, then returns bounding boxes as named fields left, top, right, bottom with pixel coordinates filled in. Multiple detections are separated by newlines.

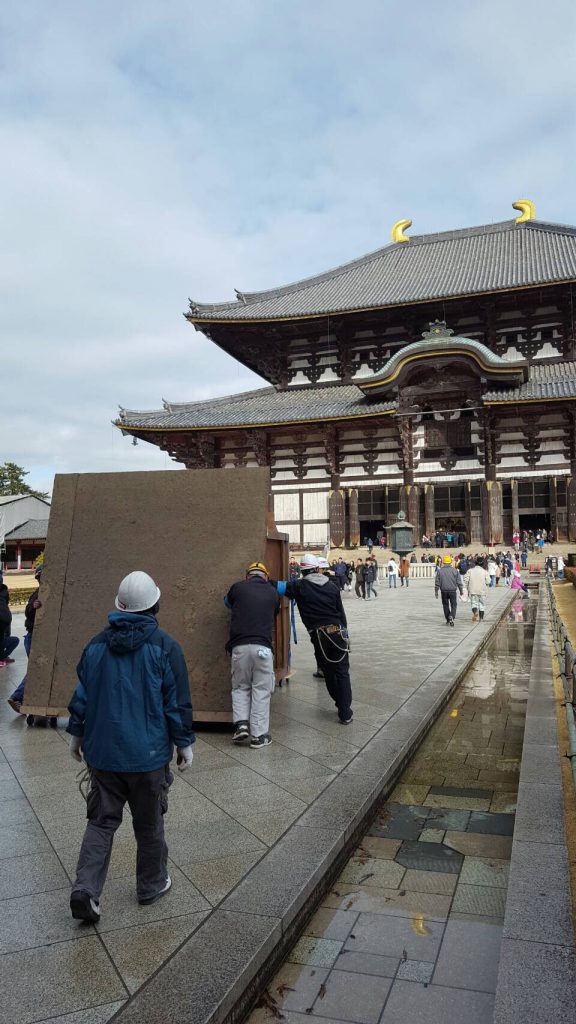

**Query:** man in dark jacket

left=0, top=584, right=19, bottom=666
left=225, top=561, right=280, bottom=748
left=66, top=570, right=194, bottom=924
left=434, top=555, right=464, bottom=626
left=278, top=554, right=352, bottom=723
left=8, top=566, right=42, bottom=713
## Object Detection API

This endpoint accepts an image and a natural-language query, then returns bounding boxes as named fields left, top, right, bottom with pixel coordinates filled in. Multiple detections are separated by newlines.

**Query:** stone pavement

left=0, top=581, right=512, bottom=1024
left=249, top=597, right=536, bottom=1024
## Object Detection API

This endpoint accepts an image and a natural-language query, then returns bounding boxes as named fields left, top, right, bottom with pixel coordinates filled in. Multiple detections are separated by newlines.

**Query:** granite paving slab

left=381, top=979, right=495, bottom=1023
left=0, top=588, right=514, bottom=1024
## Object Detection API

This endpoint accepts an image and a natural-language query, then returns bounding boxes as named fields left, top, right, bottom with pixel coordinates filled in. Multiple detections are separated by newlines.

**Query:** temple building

left=116, top=202, right=576, bottom=548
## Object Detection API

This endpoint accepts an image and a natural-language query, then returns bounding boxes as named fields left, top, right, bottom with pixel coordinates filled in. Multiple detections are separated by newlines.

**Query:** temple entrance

left=433, top=517, right=467, bottom=546
left=359, top=520, right=386, bottom=546
left=518, top=513, right=551, bottom=534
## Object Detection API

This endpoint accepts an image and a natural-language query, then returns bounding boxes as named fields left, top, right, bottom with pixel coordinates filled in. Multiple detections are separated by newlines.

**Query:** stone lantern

left=389, top=510, right=415, bottom=558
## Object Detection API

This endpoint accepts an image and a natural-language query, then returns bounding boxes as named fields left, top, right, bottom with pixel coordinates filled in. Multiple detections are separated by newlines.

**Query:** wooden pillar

left=425, top=484, right=435, bottom=537
left=482, top=481, right=504, bottom=546
left=401, top=485, right=420, bottom=543
left=347, top=489, right=360, bottom=548
left=329, top=488, right=346, bottom=549
left=17, top=544, right=22, bottom=571
left=511, top=479, right=519, bottom=535
left=549, top=476, right=558, bottom=540
left=567, top=477, right=576, bottom=541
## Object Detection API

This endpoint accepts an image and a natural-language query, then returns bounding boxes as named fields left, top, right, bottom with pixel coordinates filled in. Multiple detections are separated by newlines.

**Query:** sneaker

left=26, top=714, right=35, bottom=726
left=250, top=733, right=272, bottom=748
left=4, top=657, right=15, bottom=663
left=7, top=699, right=22, bottom=714
left=139, top=876, right=172, bottom=905
left=233, top=721, right=250, bottom=744
left=448, top=617, right=455, bottom=627
left=70, top=890, right=101, bottom=923
left=312, top=671, right=324, bottom=679
left=339, top=712, right=354, bottom=724
left=49, top=717, right=58, bottom=729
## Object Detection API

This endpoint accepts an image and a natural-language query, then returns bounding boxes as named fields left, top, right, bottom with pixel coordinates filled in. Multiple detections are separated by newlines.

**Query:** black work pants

left=312, top=634, right=352, bottom=720
left=355, top=579, right=365, bottom=598
left=441, top=591, right=458, bottom=622
left=73, top=765, right=172, bottom=901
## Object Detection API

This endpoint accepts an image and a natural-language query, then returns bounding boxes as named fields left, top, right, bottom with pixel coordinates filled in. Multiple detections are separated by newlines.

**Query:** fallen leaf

left=349, top=934, right=356, bottom=939
left=257, top=988, right=285, bottom=1019
left=401, top=948, right=408, bottom=962
left=357, top=872, right=374, bottom=884
left=345, top=899, right=355, bottom=910
left=398, top=890, right=406, bottom=897
left=318, top=983, right=327, bottom=1000
left=276, top=984, right=296, bottom=997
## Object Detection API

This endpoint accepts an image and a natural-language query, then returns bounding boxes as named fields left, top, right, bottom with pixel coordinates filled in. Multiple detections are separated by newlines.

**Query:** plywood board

left=24, top=468, right=288, bottom=719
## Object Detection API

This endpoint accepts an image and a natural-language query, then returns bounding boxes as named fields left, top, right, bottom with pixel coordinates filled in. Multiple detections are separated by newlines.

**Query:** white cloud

left=1, top=0, right=574, bottom=495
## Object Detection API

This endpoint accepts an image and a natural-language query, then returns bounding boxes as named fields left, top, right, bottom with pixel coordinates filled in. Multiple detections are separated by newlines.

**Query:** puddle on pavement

left=248, top=596, right=537, bottom=1023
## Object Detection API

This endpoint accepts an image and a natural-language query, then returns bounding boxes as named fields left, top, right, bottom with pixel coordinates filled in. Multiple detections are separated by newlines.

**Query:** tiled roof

left=484, top=360, right=576, bottom=402
left=186, top=220, right=576, bottom=322
left=118, top=361, right=576, bottom=432
left=117, top=385, right=396, bottom=430
left=4, top=519, right=49, bottom=541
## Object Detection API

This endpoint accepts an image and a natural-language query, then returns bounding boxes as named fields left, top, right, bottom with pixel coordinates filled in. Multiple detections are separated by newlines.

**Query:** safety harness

left=310, top=623, right=350, bottom=663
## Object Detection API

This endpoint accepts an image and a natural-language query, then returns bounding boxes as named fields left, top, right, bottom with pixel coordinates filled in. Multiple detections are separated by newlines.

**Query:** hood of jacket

left=304, top=572, right=331, bottom=587
left=105, top=611, right=159, bottom=654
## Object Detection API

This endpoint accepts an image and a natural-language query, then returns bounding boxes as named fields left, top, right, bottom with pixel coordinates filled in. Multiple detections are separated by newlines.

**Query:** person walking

left=487, top=558, right=497, bottom=588
left=387, top=557, right=399, bottom=588
left=334, top=557, right=348, bottom=591
left=558, top=555, right=565, bottom=580
left=0, top=584, right=19, bottom=667
left=399, top=556, right=410, bottom=587
left=435, top=554, right=464, bottom=626
left=224, top=561, right=280, bottom=748
left=66, top=571, right=194, bottom=924
left=277, top=554, right=352, bottom=724
left=7, top=566, right=54, bottom=724
left=465, top=557, right=490, bottom=622
left=365, top=557, right=379, bottom=599
left=354, top=559, right=366, bottom=599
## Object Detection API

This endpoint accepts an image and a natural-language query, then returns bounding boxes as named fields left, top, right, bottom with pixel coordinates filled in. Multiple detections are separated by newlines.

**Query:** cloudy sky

left=2, top=0, right=575, bottom=495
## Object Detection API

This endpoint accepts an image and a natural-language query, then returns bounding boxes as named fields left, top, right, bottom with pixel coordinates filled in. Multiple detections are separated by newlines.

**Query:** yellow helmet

left=247, top=561, right=269, bottom=577
left=442, top=554, right=453, bottom=564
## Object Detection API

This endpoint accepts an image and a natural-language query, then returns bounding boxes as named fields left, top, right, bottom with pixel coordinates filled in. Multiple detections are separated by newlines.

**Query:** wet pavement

left=248, top=598, right=536, bottom=1024
left=0, top=582, right=513, bottom=1024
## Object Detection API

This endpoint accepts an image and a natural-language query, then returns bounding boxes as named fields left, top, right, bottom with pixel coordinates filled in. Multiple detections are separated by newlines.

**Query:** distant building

left=116, top=204, right=576, bottom=546
left=0, top=495, right=51, bottom=570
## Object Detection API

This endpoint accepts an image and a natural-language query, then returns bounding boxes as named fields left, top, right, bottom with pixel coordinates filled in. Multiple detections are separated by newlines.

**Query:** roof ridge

left=186, top=218, right=576, bottom=314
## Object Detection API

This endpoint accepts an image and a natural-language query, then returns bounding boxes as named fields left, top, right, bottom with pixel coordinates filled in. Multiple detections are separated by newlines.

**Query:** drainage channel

left=249, top=596, right=537, bottom=1024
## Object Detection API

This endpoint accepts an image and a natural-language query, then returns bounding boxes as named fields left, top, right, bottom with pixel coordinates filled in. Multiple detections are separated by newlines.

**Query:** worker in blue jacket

left=67, top=571, right=194, bottom=924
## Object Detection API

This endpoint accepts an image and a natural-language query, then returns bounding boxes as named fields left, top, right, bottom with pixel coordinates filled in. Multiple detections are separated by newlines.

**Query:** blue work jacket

left=67, top=612, right=194, bottom=772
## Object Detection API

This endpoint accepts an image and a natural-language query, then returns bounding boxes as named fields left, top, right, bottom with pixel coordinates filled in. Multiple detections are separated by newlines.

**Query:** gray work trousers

left=231, top=643, right=275, bottom=737
left=72, top=765, right=172, bottom=902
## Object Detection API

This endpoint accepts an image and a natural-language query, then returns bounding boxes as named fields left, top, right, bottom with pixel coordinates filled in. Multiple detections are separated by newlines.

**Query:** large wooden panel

left=24, top=468, right=288, bottom=720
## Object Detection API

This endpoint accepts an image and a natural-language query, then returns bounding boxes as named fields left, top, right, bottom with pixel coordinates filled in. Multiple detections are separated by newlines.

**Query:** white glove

left=69, top=736, right=83, bottom=763
left=176, top=745, right=194, bottom=771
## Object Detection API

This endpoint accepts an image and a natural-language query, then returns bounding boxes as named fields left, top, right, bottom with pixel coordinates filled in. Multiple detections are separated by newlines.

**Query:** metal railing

left=547, top=578, right=576, bottom=790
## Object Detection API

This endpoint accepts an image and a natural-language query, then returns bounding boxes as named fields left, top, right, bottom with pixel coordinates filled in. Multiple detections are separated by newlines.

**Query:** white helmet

left=300, top=553, right=319, bottom=570
left=115, top=571, right=161, bottom=613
